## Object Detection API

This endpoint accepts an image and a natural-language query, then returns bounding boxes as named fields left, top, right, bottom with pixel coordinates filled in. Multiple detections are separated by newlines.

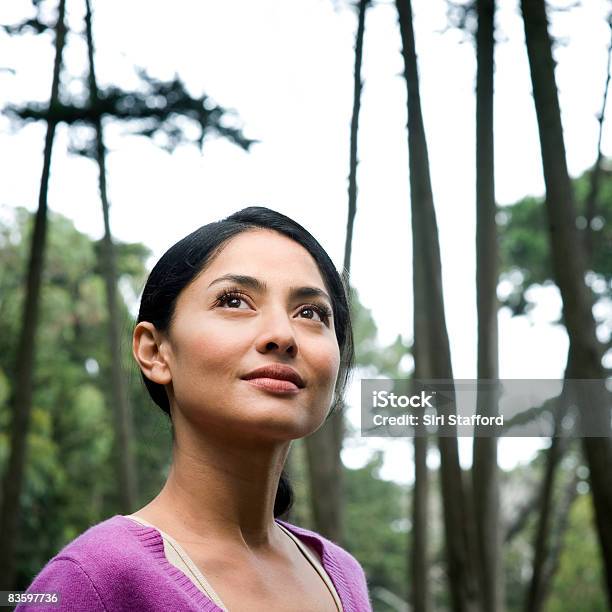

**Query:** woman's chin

left=242, top=413, right=324, bottom=442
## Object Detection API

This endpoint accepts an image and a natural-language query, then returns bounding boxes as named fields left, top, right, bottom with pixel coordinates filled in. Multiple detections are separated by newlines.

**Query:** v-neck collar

left=116, top=514, right=357, bottom=611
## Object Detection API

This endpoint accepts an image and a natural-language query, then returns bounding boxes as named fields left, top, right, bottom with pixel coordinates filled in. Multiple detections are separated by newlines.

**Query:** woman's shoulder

left=19, top=515, right=174, bottom=611
left=276, top=519, right=372, bottom=611
left=38, top=515, right=146, bottom=570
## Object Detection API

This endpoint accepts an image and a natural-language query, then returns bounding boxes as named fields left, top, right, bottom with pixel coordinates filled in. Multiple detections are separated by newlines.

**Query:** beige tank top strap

left=276, top=522, right=343, bottom=612
left=123, top=514, right=229, bottom=610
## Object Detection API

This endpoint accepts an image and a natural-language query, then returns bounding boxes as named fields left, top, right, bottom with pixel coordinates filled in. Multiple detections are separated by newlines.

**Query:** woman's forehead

left=202, top=230, right=327, bottom=287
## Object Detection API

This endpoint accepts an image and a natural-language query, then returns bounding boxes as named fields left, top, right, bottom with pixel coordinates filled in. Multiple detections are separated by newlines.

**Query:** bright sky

left=1, top=0, right=611, bottom=483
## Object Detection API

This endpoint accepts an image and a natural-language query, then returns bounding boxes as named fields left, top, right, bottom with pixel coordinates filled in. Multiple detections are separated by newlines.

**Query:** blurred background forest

left=0, top=0, right=611, bottom=611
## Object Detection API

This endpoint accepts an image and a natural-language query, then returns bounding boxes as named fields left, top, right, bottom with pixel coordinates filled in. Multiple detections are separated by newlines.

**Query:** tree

left=305, top=0, right=370, bottom=544
left=344, top=452, right=410, bottom=608
left=497, top=163, right=612, bottom=612
left=497, top=166, right=612, bottom=316
left=0, top=208, right=160, bottom=588
left=500, top=445, right=606, bottom=612
left=343, top=0, right=370, bottom=277
left=0, top=0, right=67, bottom=588
left=472, top=1, right=502, bottom=610
left=520, top=0, right=612, bottom=606
left=395, top=1, right=481, bottom=610
left=83, top=0, right=137, bottom=511
left=524, top=382, right=576, bottom=612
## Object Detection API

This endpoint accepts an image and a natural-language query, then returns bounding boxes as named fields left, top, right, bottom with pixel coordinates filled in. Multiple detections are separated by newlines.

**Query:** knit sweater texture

left=17, top=515, right=373, bottom=611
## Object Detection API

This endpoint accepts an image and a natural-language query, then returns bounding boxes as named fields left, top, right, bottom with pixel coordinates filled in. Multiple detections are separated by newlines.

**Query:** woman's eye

left=218, top=293, right=250, bottom=309
left=300, top=307, right=318, bottom=321
left=299, top=306, right=327, bottom=323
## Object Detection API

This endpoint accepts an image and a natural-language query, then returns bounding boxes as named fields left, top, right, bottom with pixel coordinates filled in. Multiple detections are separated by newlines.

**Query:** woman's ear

left=133, top=322, right=172, bottom=385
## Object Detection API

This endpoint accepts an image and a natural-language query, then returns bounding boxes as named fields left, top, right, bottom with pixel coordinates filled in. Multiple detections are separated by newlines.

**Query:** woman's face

left=159, top=229, right=341, bottom=442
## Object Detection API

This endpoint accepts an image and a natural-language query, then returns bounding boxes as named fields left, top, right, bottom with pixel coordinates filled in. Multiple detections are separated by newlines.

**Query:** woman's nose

left=255, top=308, right=298, bottom=357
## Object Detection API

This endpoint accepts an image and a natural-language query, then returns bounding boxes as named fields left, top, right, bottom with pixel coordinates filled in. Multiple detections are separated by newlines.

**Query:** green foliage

left=282, top=441, right=410, bottom=608
left=547, top=493, right=607, bottom=612
left=498, top=164, right=612, bottom=317
left=283, top=439, right=314, bottom=528
left=0, top=208, right=169, bottom=588
left=499, top=445, right=609, bottom=612
left=350, top=286, right=412, bottom=378
left=344, top=452, right=410, bottom=602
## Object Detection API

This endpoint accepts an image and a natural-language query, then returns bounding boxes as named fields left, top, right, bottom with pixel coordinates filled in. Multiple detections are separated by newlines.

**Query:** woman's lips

left=244, top=377, right=301, bottom=394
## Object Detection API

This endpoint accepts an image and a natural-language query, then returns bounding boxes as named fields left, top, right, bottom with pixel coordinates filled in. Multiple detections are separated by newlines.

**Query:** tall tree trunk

left=472, top=1, right=502, bottom=610
left=524, top=437, right=572, bottom=612
left=521, top=0, right=612, bottom=606
left=405, top=4, right=429, bottom=608
left=304, top=407, right=344, bottom=542
left=524, top=357, right=574, bottom=612
left=343, top=0, right=369, bottom=275
left=0, top=0, right=67, bottom=588
left=542, top=464, right=580, bottom=589
left=305, top=0, right=369, bottom=544
left=84, top=0, right=138, bottom=511
left=395, top=2, right=481, bottom=610
left=525, top=23, right=609, bottom=607
left=411, top=341, right=430, bottom=612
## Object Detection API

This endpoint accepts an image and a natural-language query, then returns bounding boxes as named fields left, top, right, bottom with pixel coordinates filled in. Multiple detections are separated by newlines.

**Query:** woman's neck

left=133, top=427, right=292, bottom=553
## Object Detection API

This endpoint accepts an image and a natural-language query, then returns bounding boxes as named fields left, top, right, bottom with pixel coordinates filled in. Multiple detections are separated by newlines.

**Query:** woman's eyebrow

left=208, top=274, right=332, bottom=306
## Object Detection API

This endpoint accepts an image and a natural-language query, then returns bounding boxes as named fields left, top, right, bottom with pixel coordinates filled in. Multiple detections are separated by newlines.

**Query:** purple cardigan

left=18, top=515, right=373, bottom=611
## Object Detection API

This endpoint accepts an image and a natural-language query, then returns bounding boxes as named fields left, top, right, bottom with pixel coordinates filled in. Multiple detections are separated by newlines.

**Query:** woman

left=20, top=207, right=372, bottom=611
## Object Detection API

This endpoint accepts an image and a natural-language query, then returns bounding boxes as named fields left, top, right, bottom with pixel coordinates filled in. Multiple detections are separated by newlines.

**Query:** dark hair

left=136, top=206, right=354, bottom=517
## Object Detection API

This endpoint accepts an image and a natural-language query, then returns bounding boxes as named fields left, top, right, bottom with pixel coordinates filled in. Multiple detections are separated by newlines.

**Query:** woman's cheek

left=312, top=339, right=341, bottom=389
left=188, top=326, right=241, bottom=368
